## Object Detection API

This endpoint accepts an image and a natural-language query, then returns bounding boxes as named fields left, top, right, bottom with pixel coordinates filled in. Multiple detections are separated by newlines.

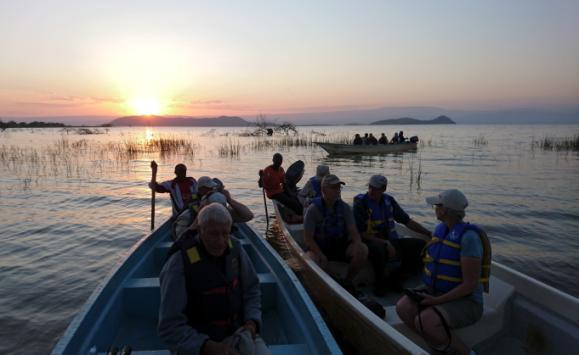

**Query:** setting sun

left=129, top=98, right=163, bottom=115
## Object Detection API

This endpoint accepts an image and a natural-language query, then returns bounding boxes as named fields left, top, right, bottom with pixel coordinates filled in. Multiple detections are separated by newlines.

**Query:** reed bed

left=533, top=135, right=579, bottom=152
left=0, top=136, right=199, bottom=183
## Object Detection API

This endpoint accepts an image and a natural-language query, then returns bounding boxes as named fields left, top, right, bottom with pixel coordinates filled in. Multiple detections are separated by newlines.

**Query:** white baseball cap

left=426, top=189, right=468, bottom=212
left=198, top=176, right=217, bottom=189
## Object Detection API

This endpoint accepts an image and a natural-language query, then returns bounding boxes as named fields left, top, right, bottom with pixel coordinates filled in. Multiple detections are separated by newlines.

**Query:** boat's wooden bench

left=386, top=275, right=515, bottom=348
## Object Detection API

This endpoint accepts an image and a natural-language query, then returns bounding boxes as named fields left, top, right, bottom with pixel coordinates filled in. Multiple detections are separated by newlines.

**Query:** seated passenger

left=303, top=174, right=368, bottom=292
left=378, top=133, right=388, bottom=144
left=395, top=189, right=491, bottom=355
left=367, top=133, right=378, bottom=145
left=353, top=175, right=431, bottom=296
left=172, top=175, right=220, bottom=240
left=353, top=133, right=363, bottom=145
left=175, top=186, right=254, bottom=239
left=391, top=132, right=399, bottom=144
left=159, top=203, right=271, bottom=355
left=298, top=165, right=330, bottom=206
left=398, top=130, right=406, bottom=143
left=259, top=153, right=303, bottom=215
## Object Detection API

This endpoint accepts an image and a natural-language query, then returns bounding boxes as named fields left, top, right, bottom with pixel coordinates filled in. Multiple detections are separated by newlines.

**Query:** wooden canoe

left=52, top=220, right=341, bottom=355
left=273, top=201, right=579, bottom=355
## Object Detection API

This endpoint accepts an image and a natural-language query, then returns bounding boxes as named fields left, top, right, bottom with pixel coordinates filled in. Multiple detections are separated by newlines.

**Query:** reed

left=473, top=135, right=488, bottom=146
left=533, top=135, right=579, bottom=152
left=218, top=139, right=242, bottom=157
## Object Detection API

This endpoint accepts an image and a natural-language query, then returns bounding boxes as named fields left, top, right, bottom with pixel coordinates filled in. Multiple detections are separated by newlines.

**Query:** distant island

left=109, top=115, right=251, bottom=127
left=371, top=115, right=455, bottom=125
left=0, top=120, right=67, bottom=130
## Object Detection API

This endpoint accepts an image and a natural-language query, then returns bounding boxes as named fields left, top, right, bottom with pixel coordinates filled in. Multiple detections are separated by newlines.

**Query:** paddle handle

left=262, top=188, right=269, bottom=228
left=150, top=161, right=158, bottom=231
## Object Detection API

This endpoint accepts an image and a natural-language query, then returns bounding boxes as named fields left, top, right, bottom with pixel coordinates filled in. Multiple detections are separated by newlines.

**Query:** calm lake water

left=1, top=124, right=578, bottom=354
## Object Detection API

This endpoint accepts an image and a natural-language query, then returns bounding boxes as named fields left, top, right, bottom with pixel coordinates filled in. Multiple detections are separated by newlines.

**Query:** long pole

left=150, top=161, right=158, bottom=231
left=262, top=188, right=269, bottom=228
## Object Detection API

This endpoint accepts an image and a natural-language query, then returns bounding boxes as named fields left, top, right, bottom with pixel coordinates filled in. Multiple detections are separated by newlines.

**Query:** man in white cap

left=353, top=174, right=431, bottom=296
left=396, top=189, right=490, bottom=355
left=303, top=174, right=368, bottom=293
left=298, top=164, right=330, bottom=206
left=174, top=179, right=254, bottom=240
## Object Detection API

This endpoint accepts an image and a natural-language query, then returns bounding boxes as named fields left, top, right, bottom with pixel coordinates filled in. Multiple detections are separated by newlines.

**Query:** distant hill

left=109, top=115, right=251, bottom=127
left=371, top=115, right=455, bottom=125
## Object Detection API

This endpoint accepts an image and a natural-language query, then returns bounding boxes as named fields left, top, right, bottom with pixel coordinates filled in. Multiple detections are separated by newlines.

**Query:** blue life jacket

left=422, top=222, right=490, bottom=293
left=309, top=176, right=322, bottom=198
left=354, top=193, right=398, bottom=240
left=178, top=235, right=242, bottom=341
left=311, top=197, right=349, bottom=251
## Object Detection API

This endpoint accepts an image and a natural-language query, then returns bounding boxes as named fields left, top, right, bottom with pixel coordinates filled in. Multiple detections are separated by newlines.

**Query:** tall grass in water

left=533, top=135, right=579, bottom=152
left=473, top=135, right=488, bottom=146
left=218, top=139, right=242, bottom=157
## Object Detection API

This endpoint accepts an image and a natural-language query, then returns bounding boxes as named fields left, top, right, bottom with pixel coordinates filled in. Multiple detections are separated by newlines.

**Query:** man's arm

left=390, top=197, right=431, bottom=239
left=158, top=254, right=209, bottom=355
left=149, top=181, right=170, bottom=193
left=303, top=206, right=325, bottom=258
left=405, top=219, right=432, bottom=239
left=222, top=190, right=254, bottom=222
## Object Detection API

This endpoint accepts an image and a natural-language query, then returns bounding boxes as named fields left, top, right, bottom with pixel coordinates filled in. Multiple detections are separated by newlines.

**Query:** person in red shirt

left=149, top=162, right=199, bottom=217
left=260, top=153, right=303, bottom=215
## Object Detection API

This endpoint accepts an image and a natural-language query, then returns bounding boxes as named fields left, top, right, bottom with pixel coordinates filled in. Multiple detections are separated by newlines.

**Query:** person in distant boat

left=353, top=175, right=431, bottom=296
left=391, top=132, right=399, bottom=144
left=303, top=174, right=368, bottom=293
left=175, top=186, right=254, bottom=239
left=159, top=203, right=271, bottom=355
left=367, top=133, right=378, bottom=145
left=396, top=189, right=491, bottom=355
left=298, top=164, right=330, bottom=206
left=353, top=133, right=363, bottom=145
left=378, top=133, right=388, bottom=144
left=362, top=133, right=369, bottom=144
left=259, top=153, right=303, bottom=215
left=149, top=161, right=199, bottom=218
left=398, top=131, right=406, bottom=143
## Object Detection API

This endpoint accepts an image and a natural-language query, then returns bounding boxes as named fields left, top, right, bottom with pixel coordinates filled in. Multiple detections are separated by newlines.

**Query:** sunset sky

left=1, top=0, right=578, bottom=120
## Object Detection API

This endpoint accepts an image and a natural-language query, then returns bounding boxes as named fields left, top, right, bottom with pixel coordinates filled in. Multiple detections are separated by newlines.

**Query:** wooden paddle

left=150, top=160, right=158, bottom=231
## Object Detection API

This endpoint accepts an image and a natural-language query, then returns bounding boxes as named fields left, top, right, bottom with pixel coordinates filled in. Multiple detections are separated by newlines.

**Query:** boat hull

left=52, top=220, right=341, bottom=355
left=316, top=142, right=417, bottom=155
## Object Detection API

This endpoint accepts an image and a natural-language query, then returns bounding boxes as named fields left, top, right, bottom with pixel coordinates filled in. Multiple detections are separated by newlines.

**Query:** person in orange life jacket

left=298, top=165, right=330, bottom=207
left=158, top=203, right=270, bottom=355
left=396, top=189, right=487, bottom=355
left=303, top=174, right=368, bottom=289
left=259, top=153, right=303, bottom=215
left=353, top=174, right=431, bottom=296
left=149, top=161, right=199, bottom=217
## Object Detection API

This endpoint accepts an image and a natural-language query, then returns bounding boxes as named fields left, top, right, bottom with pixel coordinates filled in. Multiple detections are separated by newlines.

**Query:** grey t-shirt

left=304, top=199, right=356, bottom=232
